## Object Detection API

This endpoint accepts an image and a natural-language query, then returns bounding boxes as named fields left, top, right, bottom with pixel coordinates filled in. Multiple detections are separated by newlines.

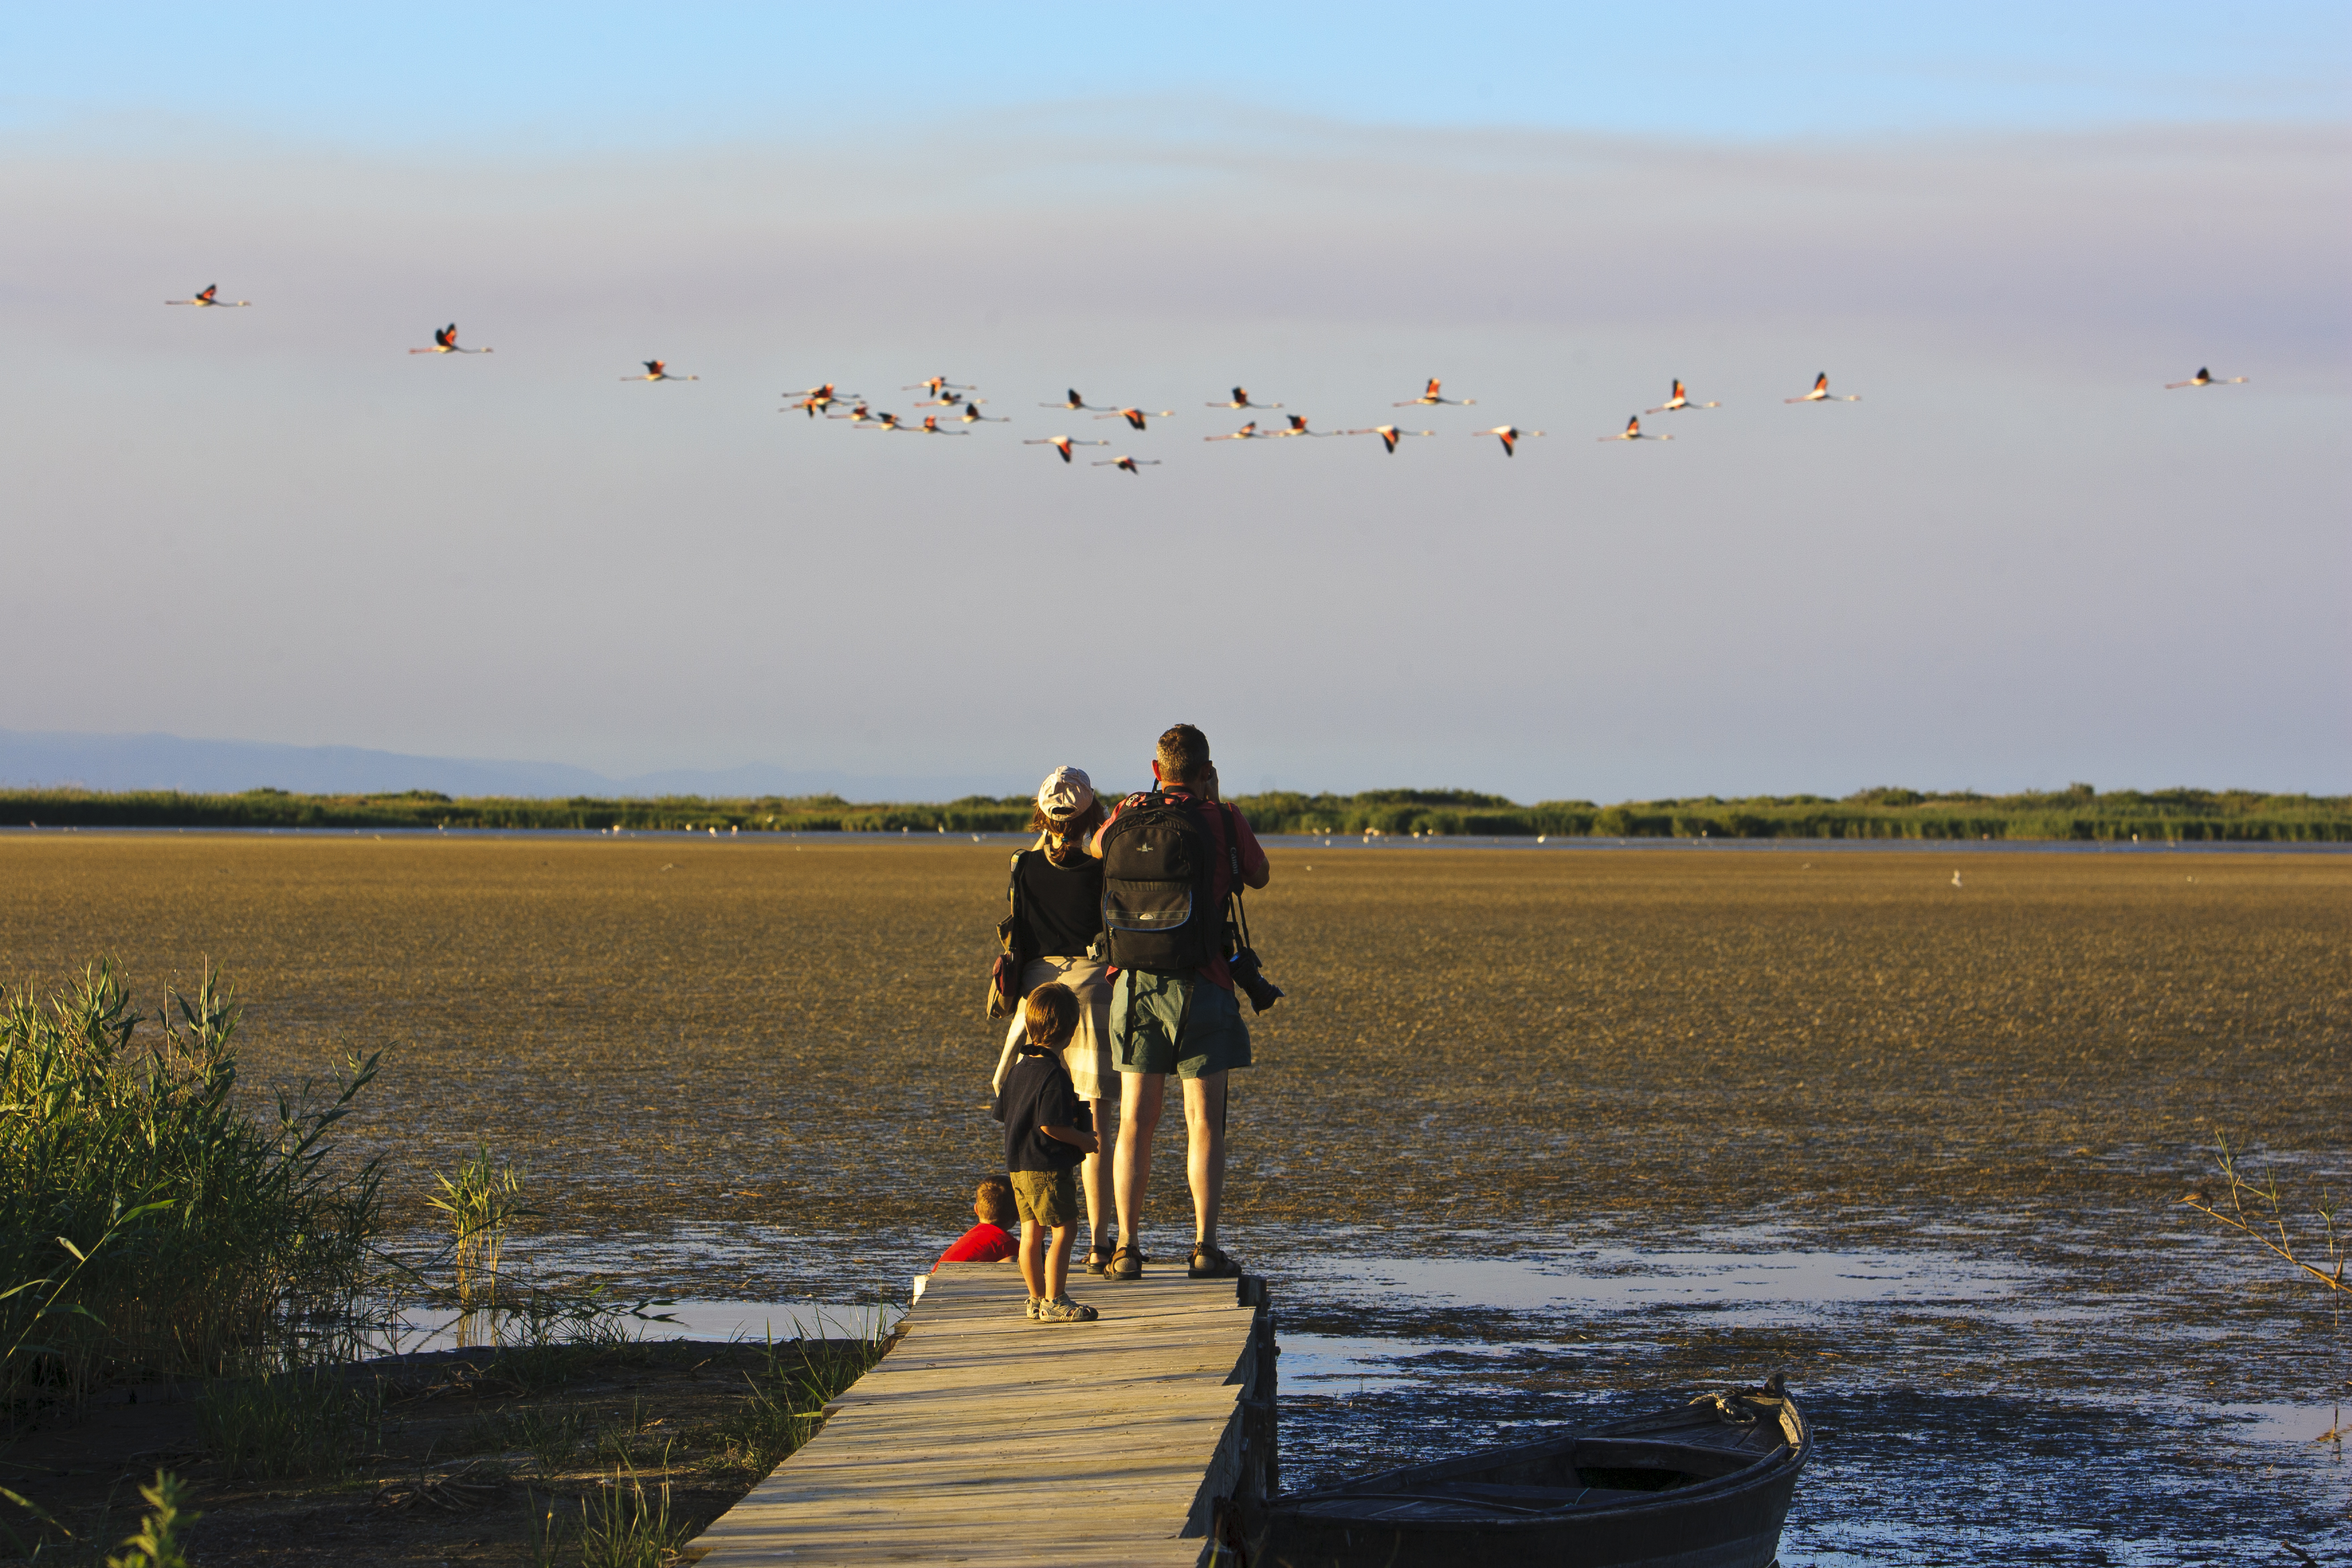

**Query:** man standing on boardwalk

left=1089, top=724, right=1271, bottom=1281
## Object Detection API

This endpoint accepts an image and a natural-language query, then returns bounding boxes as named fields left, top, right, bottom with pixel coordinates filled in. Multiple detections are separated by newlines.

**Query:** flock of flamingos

left=166, top=284, right=2254, bottom=473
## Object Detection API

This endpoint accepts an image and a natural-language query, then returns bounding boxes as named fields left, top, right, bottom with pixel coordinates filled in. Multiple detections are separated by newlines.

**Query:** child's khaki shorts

left=1011, top=1169, right=1079, bottom=1229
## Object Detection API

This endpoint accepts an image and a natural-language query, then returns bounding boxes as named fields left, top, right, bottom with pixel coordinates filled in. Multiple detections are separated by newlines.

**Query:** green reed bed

left=0, top=961, right=383, bottom=1413
left=7, top=781, right=2347, bottom=840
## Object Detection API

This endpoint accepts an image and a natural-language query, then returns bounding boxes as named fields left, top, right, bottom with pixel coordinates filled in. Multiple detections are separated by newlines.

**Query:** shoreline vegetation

left=2, top=959, right=887, bottom=1561
left=3, top=783, right=2347, bottom=842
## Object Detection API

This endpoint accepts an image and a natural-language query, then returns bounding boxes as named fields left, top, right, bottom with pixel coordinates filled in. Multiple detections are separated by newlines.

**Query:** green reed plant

left=427, top=1144, right=531, bottom=1307
left=710, top=1327, right=889, bottom=1478
left=505, top=1402, right=588, bottom=1477
left=194, top=1365, right=385, bottom=1482
left=469, top=1289, right=675, bottom=1395
left=104, top=1471, right=197, bottom=1568
left=0, top=961, right=383, bottom=1411
left=524, top=1487, right=563, bottom=1568
left=575, top=1457, right=687, bottom=1568
left=2181, top=1135, right=2347, bottom=1297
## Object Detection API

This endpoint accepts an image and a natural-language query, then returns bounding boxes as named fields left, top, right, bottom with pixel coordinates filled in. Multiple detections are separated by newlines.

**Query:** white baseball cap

left=1036, top=765, right=1095, bottom=820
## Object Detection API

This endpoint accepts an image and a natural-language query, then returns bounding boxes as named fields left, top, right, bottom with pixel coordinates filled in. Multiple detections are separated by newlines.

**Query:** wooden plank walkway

left=693, top=1261, right=1275, bottom=1567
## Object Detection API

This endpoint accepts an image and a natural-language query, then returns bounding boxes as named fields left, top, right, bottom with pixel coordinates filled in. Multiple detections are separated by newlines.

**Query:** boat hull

left=1247, top=1388, right=1808, bottom=1568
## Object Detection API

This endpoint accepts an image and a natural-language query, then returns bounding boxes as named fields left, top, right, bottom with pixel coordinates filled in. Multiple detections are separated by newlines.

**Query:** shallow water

left=1253, top=1227, right=2349, bottom=1565
left=371, top=1295, right=897, bottom=1355
left=397, top=1220, right=2351, bottom=1563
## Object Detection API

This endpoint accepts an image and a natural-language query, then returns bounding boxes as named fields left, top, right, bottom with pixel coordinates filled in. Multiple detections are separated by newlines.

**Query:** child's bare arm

left=1041, top=1122, right=1099, bottom=1154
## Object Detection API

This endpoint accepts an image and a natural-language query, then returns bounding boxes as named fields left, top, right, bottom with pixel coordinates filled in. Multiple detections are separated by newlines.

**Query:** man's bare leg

left=1081, top=1097, right=1118, bottom=1255
left=1183, top=1071, right=1228, bottom=1249
left=1115, top=1073, right=1166, bottom=1252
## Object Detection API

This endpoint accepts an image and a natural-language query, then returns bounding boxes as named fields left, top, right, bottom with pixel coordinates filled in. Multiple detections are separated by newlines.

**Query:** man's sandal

left=1084, top=1244, right=1114, bottom=1276
left=1187, top=1243, right=1243, bottom=1280
left=1109, top=1246, right=1143, bottom=1281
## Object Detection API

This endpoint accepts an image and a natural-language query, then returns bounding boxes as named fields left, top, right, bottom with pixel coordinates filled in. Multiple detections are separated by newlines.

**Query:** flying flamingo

left=1598, top=415, right=1671, bottom=442
left=1271, top=415, right=1340, bottom=438
left=1207, top=387, right=1283, bottom=409
left=1204, top=422, right=1265, bottom=442
left=1093, top=456, right=1161, bottom=473
left=903, top=376, right=978, bottom=399
left=851, top=411, right=910, bottom=430
left=166, top=285, right=249, bottom=307
left=1646, top=380, right=1718, bottom=413
left=784, top=383, right=857, bottom=416
left=828, top=402, right=878, bottom=424
left=621, top=360, right=697, bottom=382
left=956, top=401, right=1008, bottom=423
left=1024, top=436, right=1112, bottom=464
left=1785, top=373, right=1859, bottom=403
left=895, top=415, right=968, bottom=436
left=2165, top=367, right=2249, bottom=389
left=411, top=324, right=491, bottom=354
left=1395, top=379, right=1475, bottom=407
left=1041, top=389, right=1113, bottom=411
left=1345, top=425, right=1436, bottom=453
left=1094, top=407, right=1177, bottom=431
left=1475, top=425, right=1546, bottom=456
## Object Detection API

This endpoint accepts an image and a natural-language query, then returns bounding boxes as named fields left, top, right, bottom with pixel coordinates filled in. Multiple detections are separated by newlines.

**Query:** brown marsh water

left=4, top=834, right=2347, bottom=1561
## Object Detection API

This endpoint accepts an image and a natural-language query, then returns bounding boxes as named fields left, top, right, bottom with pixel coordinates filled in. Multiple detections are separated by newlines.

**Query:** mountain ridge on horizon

left=0, top=726, right=1017, bottom=805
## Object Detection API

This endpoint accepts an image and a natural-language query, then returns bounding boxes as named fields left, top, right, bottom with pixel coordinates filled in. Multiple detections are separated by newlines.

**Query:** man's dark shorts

left=1110, top=971, right=1252, bottom=1079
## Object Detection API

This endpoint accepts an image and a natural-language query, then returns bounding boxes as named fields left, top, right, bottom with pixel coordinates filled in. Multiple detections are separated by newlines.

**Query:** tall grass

left=0, top=961, right=383, bottom=1411
left=710, top=1326, right=891, bottom=1479
left=193, top=1366, right=386, bottom=1482
left=426, top=1143, right=530, bottom=1306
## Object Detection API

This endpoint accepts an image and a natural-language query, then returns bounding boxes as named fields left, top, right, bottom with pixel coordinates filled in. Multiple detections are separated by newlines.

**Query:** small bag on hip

left=985, top=853, right=1030, bottom=1019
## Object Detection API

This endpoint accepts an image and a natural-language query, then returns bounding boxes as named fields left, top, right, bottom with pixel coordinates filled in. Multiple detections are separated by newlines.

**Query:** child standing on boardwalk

left=994, top=984, right=1101, bottom=1322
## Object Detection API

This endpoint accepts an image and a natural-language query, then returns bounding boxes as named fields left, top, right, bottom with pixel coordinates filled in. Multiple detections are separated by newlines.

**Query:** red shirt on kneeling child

left=933, top=1176, right=1020, bottom=1269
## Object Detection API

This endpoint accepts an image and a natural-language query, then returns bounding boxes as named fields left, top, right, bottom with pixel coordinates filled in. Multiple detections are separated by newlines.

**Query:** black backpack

left=1098, top=792, right=1236, bottom=975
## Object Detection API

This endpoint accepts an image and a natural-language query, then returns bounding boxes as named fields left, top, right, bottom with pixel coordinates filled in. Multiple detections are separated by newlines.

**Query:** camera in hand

left=1228, top=944, right=1284, bottom=1014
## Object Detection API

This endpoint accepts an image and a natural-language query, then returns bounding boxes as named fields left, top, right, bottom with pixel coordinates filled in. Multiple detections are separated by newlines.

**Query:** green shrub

left=0, top=961, right=382, bottom=1409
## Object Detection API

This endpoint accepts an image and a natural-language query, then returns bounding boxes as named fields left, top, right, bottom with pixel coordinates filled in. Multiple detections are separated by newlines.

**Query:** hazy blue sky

left=3, top=5, right=2346, bottom=800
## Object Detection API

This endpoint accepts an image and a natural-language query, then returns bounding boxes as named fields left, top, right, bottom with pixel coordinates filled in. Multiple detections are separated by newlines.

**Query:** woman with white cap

left=990, top=766, right=1120, bottom=1273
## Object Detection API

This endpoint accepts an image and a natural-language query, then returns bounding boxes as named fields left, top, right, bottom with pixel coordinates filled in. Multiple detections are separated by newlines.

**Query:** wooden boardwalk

left=693, top=1262, right=1275, bottom=1567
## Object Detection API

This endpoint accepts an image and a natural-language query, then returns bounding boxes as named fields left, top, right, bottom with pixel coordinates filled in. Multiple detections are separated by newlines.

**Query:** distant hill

left=0, top=728, right=1009, bottom=803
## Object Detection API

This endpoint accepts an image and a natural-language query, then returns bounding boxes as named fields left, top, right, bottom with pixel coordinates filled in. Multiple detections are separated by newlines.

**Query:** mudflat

left=5, top=836, right=2349, bottom=1559
left=0, top=836, right=2342, bottom=1248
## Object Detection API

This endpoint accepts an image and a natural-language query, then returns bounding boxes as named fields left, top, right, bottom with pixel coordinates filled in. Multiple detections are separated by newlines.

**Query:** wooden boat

left=1242, top=1375, right=1809, bottom=1568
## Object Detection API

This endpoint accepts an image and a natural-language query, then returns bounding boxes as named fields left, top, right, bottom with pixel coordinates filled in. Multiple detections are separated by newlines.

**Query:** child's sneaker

left=1038, top=1295, right=1098, bottom=1323
left=1023, top=1295, right=1042, bottom=1320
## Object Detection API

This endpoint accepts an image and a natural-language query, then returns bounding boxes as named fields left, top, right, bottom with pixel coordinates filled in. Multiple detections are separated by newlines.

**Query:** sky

left=3, top=4, right=2347, bottom=801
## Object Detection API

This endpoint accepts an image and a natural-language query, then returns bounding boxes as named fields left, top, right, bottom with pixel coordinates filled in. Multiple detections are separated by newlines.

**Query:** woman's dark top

left=1016, top=849, right=1105, bottom=958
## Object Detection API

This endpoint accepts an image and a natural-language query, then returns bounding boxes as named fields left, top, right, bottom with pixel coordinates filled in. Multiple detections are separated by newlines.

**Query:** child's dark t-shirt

left=993, top=1050, right=1089, bottom=1173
